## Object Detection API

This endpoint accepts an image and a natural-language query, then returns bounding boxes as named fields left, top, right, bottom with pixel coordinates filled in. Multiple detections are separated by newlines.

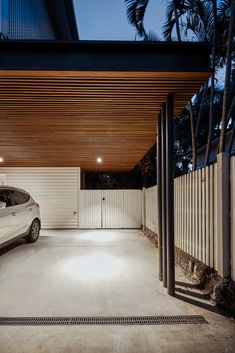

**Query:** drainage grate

left=0, top=315, right=207, bottom=326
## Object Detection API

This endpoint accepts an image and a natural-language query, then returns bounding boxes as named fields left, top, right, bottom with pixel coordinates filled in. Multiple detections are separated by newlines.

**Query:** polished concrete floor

left=0, top=229, right=234, bottom=353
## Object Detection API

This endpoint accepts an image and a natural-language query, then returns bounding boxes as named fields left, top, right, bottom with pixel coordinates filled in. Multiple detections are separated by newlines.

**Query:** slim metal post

left=157, top=114, right=163, bottom=281
left=161, top=104, right=167, bottom=288
left=166, top=94, right=175, bottom=296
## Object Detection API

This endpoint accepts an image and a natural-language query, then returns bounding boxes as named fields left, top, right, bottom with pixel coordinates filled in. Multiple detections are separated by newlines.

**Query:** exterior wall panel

left=0, top=0, right=54, bottom=39
left=0, top=167, right=80, bottom=229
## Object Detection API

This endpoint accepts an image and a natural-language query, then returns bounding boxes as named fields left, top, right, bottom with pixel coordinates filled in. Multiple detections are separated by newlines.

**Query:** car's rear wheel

left=25, top=219, right=40, bottom=243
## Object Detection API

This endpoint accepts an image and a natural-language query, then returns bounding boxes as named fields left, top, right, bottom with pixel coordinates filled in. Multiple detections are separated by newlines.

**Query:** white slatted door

left=102, top=190, right=124, bottom=229
left=79, top=190, right=102, bottom=229
left=123, top=190, right=142, bottom=228
left=78, top=190, right=142, bottom=229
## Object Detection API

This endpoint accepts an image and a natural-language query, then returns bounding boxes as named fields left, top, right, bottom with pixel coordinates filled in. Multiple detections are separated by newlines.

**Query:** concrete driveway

left=0, top=229, right=234, bottom=353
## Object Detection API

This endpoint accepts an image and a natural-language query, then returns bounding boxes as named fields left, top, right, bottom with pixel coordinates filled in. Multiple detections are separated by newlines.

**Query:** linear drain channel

left=0, top=315, right=207, bottom=326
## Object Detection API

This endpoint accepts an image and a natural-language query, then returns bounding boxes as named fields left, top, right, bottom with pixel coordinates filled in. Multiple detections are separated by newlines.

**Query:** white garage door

left=79, top=189, right=142, bottom=229
left=0, top=168, right=80, bottom=229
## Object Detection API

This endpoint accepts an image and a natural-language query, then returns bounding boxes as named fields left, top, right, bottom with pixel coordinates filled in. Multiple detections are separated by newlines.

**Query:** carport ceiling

left=0, top=41, right=210, bottom=172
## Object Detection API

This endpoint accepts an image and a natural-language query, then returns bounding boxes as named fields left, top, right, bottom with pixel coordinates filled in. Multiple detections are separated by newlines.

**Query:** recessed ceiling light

left=97, top=157, right=102, bottom=163
left=0, top=157, right=4, bottom=163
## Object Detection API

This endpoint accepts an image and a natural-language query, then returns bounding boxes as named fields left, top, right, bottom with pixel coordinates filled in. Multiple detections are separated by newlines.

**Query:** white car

left=0, top=186, right=41, bottom=248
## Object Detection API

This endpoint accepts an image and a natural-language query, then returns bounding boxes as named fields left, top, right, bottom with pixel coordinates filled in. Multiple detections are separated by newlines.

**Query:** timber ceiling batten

left=0, top=41, right=210, bottom=172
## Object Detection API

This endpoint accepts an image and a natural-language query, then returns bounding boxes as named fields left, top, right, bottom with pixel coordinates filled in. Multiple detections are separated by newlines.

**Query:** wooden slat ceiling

left=0, top=70, right=209, bottom=172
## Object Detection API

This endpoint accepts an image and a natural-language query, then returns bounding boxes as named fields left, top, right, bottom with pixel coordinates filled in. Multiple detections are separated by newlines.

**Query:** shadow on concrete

left=175, top=281, right=198, bottom=289
left=0, top=240, right=25, bottom=257
left=175, top=292, right=224, bottom=315
left=176, top=287, right=209, bottom=300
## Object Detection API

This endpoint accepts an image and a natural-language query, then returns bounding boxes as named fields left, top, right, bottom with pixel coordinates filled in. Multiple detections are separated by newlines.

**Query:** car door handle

left=11, top=212, right=16, bottom=216
left=29, top=208, right=32, bottom=212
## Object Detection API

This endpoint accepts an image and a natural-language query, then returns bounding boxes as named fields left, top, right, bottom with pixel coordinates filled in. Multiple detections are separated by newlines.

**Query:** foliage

left=124, top=0, right=235, bottom=173
left=88, top=1, right=234, bottom=189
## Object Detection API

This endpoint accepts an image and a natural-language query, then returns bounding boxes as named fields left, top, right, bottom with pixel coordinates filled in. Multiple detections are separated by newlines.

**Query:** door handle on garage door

left=11, top=212, right=16, bottom=216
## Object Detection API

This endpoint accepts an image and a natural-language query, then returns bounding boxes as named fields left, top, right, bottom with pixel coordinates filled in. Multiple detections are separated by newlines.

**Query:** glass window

left=10, top=190, right=30, bottom=205
left=0, top=190, right=13, bottom=207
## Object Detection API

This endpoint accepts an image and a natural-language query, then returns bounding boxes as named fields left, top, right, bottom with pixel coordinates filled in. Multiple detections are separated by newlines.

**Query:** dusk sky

left=73, top=0, right=165, bottom=40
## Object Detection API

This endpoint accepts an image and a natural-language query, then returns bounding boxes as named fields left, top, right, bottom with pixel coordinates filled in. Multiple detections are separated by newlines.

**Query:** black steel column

left=161, top=104, right=167, bottom=288
left=166, top=94, right=175, bottom=296
left=157, top=114, right=163, bottom=281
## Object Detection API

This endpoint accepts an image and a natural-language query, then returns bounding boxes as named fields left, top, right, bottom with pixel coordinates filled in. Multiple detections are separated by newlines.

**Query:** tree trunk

left=204, top=0, right=217, bottom=167
left=189, top=101, right=197, bottom=171
left=173, top=0, right=181, bottom=41
left=228, top=118, right=235, bottom=154
left=219, top=0, right=235, bottom=153
left=195, top=82, right=208, bottom=143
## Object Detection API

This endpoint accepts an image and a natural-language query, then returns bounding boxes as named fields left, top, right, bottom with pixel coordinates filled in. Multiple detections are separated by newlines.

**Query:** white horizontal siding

left=0, top=168, right=80, bottom=229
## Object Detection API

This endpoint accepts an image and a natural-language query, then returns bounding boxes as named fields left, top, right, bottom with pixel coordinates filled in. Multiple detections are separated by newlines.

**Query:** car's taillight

left=36, top=203, right=39, bottom=208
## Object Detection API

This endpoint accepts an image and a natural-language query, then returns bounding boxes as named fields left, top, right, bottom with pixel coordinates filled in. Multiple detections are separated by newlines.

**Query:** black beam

left=0, top=41, right=210, bottom=72
left=166, top=94, right=175, bottom=296
left=157, top=114, right=163, bottom=281
left=44, top=0, right=79, bottom=40
left=161, top=104, right=167, bottom=288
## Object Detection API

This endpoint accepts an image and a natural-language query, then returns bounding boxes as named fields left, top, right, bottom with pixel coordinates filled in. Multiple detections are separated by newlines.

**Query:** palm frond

left=218, top=0, right=231, bottom=16
left=145, top=31, right=161, bottom=41
left=162, top=18, right=176, bottom=41
left=125, top=0, right=149, bottom=38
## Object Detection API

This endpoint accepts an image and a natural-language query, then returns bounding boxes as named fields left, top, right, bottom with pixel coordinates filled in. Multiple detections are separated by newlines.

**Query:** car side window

left=0, top=190, right=13, bottom=207
left=10, top=191, right=30, bottom=206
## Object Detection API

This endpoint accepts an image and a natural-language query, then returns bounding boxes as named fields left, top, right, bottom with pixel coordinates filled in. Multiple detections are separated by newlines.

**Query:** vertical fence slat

left=205, top=167, right=210, bottom=266
left=184, top=174, right=187, bottom=253
left=182, top=175, right=185, bottom=251
left=214, top=162, right=218, bottom=272
left=189, top=172, right=192, bottom=256
left=192, top=171, right=195, bottom=257
left=202, top=168, right=206, bottom=263
left=179, top=178, right=183, bottom=249
left=191, top=172, right=194, bottom=257
left=187, top=173, right=190, bottom=254
left=195, top=170, right=198, bottom=259
left=174, top=179, right=177, bottom=247
left=209, top=164, right=214, bottom=268
left=198, top=169, right=202, bottom=262
left=231, top=157, right=235, bottom=281
left=174, top=179, right=177, bottom=246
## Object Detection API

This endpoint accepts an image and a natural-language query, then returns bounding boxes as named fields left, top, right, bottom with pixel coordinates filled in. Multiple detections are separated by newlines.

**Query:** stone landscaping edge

left=142, top=226, right=235, bottom=315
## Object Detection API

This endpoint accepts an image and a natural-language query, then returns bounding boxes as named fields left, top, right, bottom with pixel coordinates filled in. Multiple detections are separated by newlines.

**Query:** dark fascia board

left=44, top=0, right=79, bottom=40
left=0, top=40, right=210, bottom=72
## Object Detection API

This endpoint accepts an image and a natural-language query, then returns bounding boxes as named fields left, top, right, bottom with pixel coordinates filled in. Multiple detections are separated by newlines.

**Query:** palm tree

left=204, top=0, right=217, bottom=166
left=162, top=0, right=185, bottom=41
left=125, top=0, right=234, bottom=167
left=189, top=100, right=197, bottom=170
left=195, top=82, right=208, bottom=142
left=125, top=0, right=149, bottom=39
left=219, top=0, right=235, bottom=153
left=163, top=0, right=214, bottom=42
left=125, top=0, right=184, bottom=41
